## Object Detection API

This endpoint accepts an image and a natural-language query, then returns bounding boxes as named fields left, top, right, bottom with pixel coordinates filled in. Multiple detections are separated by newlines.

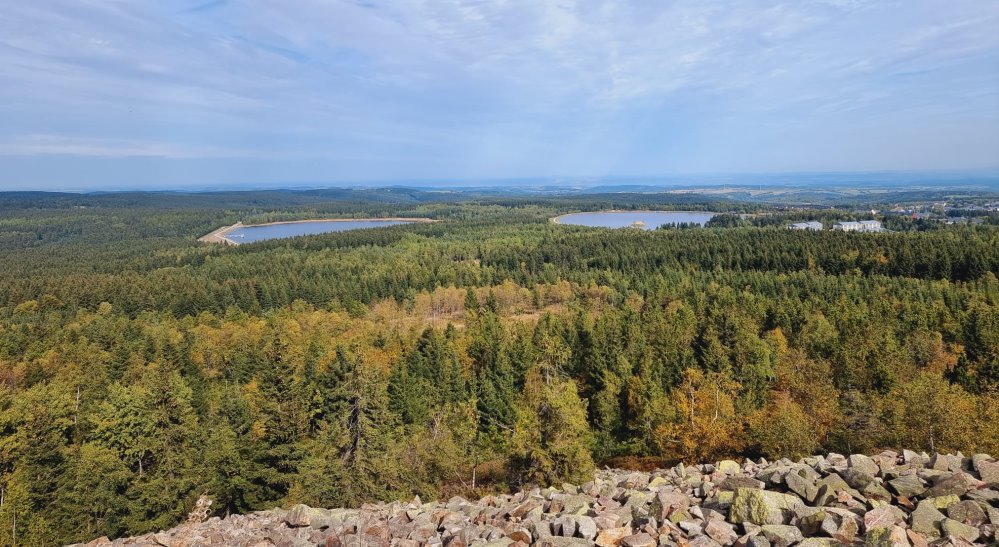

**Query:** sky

left=1, top=0, right=998, bottom=191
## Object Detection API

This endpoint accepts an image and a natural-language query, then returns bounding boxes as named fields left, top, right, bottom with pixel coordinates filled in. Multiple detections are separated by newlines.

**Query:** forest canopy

left=0, top=188, right=997, bottom=546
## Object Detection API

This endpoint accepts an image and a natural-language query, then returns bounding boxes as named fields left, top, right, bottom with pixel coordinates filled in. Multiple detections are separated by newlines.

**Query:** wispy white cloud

left=0, top=135, right=266, bottom=159
left=0, top=0, right=996, bottom=187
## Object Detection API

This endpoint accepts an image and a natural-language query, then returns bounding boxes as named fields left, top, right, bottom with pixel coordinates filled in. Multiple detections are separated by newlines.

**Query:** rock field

left=72, top=450, right=999, bottom=547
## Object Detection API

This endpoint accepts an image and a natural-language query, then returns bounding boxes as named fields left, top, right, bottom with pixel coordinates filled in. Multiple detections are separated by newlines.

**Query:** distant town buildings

left=788, top=221, right=823, bottom=231
left=833, top=220, right=882, bottom=232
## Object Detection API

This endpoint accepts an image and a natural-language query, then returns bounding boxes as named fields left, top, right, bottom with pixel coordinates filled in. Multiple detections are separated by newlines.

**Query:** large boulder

left=797, top=540, right=840, bottom=547
left=760, top=524, right=804, bottom=547
left=283, top=505, right=335, bottom=528
left=783, top=470, right=815, bottom=501
left=842, top=468, right=877, bottom=489
left=728, top=488, right=804, bottom=526
left=863, top=505, right=897, bottom=533
left=848, top=454, right=881, bottom=477
left=910, top=501, right=946, bottom=538
left=887, top=474, right=925, bottom=498
left=704, top=519, right=738, bottom=545
left=720, top=476, right=765, bottom=491
left=940, top=518, right=979, bottom=543
left=594, top=527, right=632, bottom=547
left=924, top=473, right=971, bottom=498
left=619, top=533, right=655, bottom=547
left=976, top=459, right=999, bottom=486
left=717, top=460, right=742, bottom=475
left=864, top=525, right=910, bottom=547
left=649, top=491, right=690, bottom=523
left=946, top=500, right=986, bottom=527
left=574, top=516, right=598, bottom=540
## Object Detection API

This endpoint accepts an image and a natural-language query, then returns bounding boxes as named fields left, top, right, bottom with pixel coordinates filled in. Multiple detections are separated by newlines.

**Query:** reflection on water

left=555, top=211, right=715, bottom=229
left=226, top=220, right=414, bottom=243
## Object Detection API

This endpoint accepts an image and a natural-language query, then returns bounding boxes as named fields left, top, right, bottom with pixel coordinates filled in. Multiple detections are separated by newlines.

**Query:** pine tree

left=507, top=366, right=593, bottom=488
left=292, top=351, right=412, bottom=507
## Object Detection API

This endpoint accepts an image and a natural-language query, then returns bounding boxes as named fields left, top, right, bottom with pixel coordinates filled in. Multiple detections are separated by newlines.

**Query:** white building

left=789, top=221, right=823, bottom=231
left=833, top=220, right=882, bottom=232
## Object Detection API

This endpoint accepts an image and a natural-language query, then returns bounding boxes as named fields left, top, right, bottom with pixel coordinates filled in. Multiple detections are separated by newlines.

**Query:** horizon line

left=4, top=168, right=999, bottom=194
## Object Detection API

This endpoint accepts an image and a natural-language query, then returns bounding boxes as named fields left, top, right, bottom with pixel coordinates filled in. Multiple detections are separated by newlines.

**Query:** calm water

left=226, top=220, right=415, bottom=243
left=556, top=211, right=715, bottom=229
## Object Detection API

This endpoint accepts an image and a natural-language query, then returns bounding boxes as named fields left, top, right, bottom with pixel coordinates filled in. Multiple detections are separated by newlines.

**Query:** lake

left=554, top=211, right=715, bottom=229
left=222, top=219, right=419, bottom=243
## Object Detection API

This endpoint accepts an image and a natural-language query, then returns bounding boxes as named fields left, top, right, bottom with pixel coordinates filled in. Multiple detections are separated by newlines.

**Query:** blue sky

left=1, top=0, right=998, bottom=190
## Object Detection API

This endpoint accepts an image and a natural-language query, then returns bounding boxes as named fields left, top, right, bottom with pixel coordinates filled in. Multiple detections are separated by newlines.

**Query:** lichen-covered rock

left=946, top=500, right=986, bottom=527
left=848, top=454, right=881, bottom=477
left=783, top=470, right=815, bottom=501
left=888, top=474, right=925, bottom=498
left=717, top=460, right=742, bottom=475
left=976, top=459, right=999, bottom=486
left=864, top=525, right=910, bottom=547
left=910, top=501, right=946, bottom=538
left=745, top=536, right=771, bottom=547
left=649, top=491, right=690, bottom=523
left=728, top=489, right=804, bottom=526
left=797, top=539, right=841, bottom=547
left=924, top=473, right=972, bottom=498
left=760, top=524, right=804, bottom=547
left=940, top=518, right=979, bottom=542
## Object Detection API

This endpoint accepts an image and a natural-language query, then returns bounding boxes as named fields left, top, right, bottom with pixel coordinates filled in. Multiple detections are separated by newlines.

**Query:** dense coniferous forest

left=0, top=189, right=997, bottom=545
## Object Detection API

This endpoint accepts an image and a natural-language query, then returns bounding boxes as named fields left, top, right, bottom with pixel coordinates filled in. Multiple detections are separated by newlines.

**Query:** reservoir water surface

left=224, top=219, right=418, bottom=243
left=554, top=211, right=715, bottom=230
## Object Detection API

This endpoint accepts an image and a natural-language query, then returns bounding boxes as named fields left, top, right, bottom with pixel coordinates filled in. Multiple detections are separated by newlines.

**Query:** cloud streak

left=0, top=135, right=268, bottom=159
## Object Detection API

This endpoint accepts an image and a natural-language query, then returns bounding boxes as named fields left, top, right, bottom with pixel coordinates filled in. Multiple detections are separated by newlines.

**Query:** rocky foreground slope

left=74, top=451, right=999, bottom=547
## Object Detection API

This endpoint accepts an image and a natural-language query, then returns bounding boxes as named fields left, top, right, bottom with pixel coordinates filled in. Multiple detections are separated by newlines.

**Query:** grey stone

left=945, top=501, right=986, bottom=527
left=283, top=505, right=332, bottom=528
left=888, top=474, right=925, bottom=498
left=977, top=459, right=999, bottom=486
left=797, top=540, right=841, bottom=547
left=783, top=471, right=815, bottom=502
left=555, top=515, right=578, bottom=537
left=940, top=519, right=979, bottom=543
left=924, top=473, right=971, bottom=498
left=649, top=491, right=690, bottom=523
left=728, top=489, right=804, bottom=526
left=575, top=516, right=598, bottom=541
left=688, top=536, right=723, bottom=547
left=910, top=501, right=946, bottom=538
left=717, top=460, right=742, bottom=475
left=848, top=454, right=880, bottom=477
left=620, top=533, right=655, bottom=547
left=859, top=481, right=893, bottom=502
left=719, top=476, right=766, bottom=491
left=77, top=451, right=999, bottom=547
left=760, top=525, right=803, bottom=547
left=563, top=495, right=592, bottom=515
left=703, top=520, right=738, bottom=545
left=863, top=505, right=896, bottom=533
left=842, top=468, right=877, bottom=490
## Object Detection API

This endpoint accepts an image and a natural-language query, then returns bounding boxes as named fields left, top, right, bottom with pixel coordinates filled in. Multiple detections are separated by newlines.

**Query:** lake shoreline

left=198, top=222, right=244, bottom=245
